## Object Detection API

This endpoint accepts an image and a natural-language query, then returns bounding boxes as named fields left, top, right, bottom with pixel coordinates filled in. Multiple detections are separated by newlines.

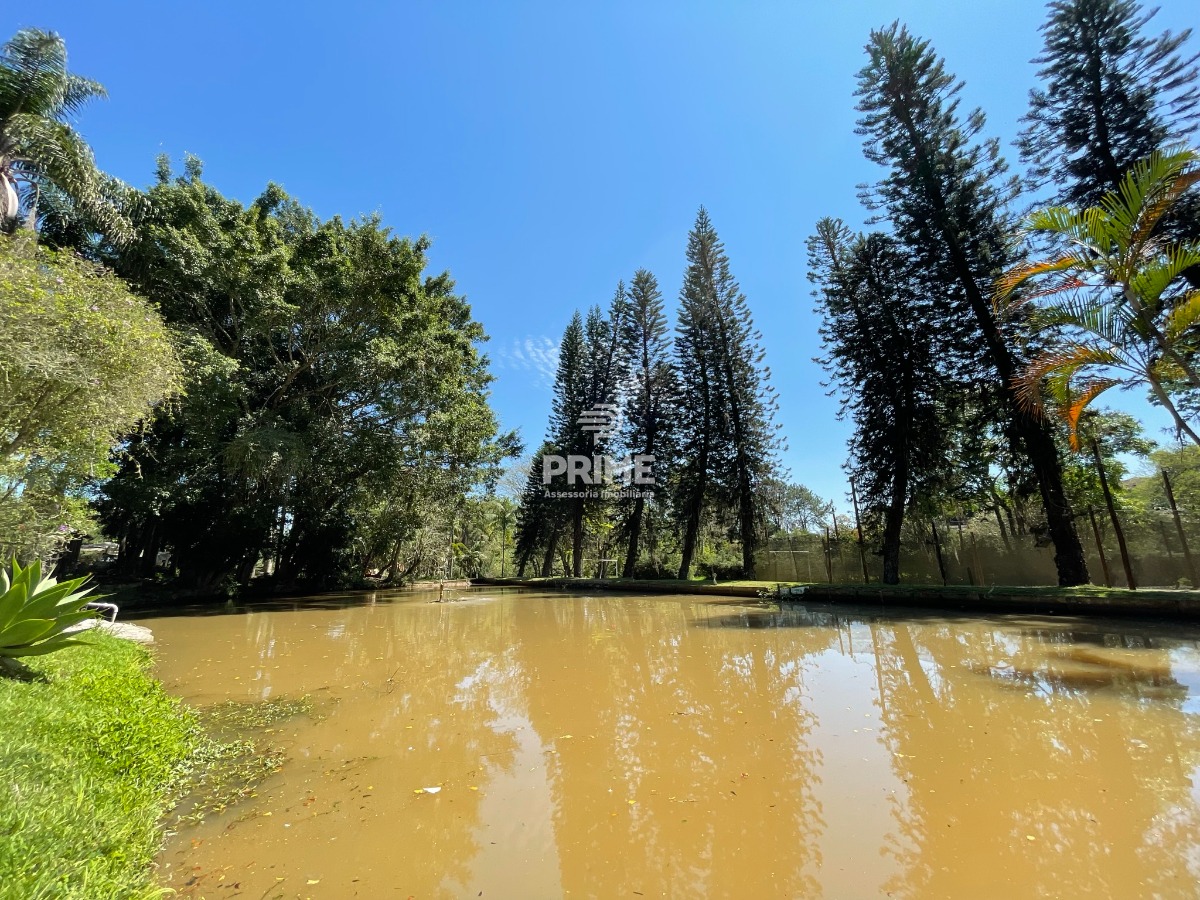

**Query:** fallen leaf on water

left=307, top=878, right=321, bottom=884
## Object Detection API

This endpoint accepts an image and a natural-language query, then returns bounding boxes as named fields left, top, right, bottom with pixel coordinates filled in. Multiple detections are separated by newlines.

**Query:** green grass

left=0, top=633, right=203, bottom=900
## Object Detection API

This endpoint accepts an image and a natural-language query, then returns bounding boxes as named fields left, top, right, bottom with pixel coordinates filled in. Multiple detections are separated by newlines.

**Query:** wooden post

left=1162, top=469, right=1197, bottom=585
left=850, top=480, right=869, bottom=584
left=931, top=521, right=948, bottom=586
left=1092, top=439, right=1136, bottom=589
left=1088, top=506, right=1112, bottom=588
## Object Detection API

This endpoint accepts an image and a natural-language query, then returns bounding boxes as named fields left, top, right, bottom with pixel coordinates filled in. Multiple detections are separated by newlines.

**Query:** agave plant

left=0, top=558, right=96, bottom=659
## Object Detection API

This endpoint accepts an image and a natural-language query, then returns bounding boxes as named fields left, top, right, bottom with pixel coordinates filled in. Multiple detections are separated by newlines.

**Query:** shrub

left=0, top=558, right=95, bottom=661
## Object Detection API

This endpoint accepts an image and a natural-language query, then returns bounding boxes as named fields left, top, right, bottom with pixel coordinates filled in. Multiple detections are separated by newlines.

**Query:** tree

left=809, top=220, right=954, bottom=583
left=997, top=148, right=1200, bottom=446
left=855, top=23, right=1091, bottom=585
left=0, top=236, right=180, bottom=560
left=97, top=163, right=512, bottom=589
left=1018, top=0, right=1199, bottom=210
left=617, top=269, right=676, bottom=577
left=759, top=478, right=827, bottom=535
left=0, top=29, right=128, bottom=240
left=545, top=312, right=590, bottom=576
left=514, top=445, right=556, bottom=577
left=672, top=208, right=780, bottom=579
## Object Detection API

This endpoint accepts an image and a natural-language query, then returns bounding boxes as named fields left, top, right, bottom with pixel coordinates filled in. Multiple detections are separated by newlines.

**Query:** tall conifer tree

left=672, top=208, right=779, bottom=578
left=809, top=219, right=953, bottom=584
left=856, top=24, right=1090, bottom=585
left=1018, top=0, right=1199, bottom=209
left=617, top=269, right=676, bottom=577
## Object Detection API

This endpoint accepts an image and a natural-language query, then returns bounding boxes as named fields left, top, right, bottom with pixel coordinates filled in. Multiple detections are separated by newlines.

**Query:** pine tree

left=809, top=219, right=953, bottom=583
left=672, top=208, right=780, bottom=578
left=856, top=24, right=1091, bottom=585
left=1018, top=0, right=1199, bottom=209
left=617, top=269, right=677, bottom=577
left=514, top=445, right=552, bottom=577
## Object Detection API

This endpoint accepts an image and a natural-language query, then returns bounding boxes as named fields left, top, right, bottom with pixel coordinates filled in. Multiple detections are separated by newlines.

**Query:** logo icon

left=578, top=403, right=621, bottom=442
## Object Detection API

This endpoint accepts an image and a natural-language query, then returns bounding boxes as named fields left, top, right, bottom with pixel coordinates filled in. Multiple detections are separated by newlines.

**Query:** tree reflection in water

left=144, top=592, right=1200, bottom=898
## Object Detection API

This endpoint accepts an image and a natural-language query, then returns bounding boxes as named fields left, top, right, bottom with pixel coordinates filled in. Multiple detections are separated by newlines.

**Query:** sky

left=13, top=1, right=1197, bottom=507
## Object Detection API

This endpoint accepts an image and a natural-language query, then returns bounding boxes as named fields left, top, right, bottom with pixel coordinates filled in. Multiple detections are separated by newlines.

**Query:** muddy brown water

left=141, top=588, right=1200, bottom=899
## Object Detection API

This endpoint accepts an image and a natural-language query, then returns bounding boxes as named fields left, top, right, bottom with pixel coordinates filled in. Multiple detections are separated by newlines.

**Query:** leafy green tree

left=1018, top=0, right=1199, bottom=211
left=617, top=269, right=676, bottom=577
left=759, top=478, right=827, bottom=535
left=97, top=163, right=511, bottom=589
left=856, top=23, right=1091, bottom=585
left=0, top=29, right=128, bottom=241
left=0, top=237, right=180, bottom=560
left=672, top=208, right=779, bottom=579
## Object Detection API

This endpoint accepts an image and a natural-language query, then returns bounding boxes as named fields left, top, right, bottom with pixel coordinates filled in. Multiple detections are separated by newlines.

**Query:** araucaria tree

left=809, top=220, right=952, bottom=584
left=617, top=269, right=677, bottom=577
left=856, top=24, right=1090, bottom=585
left=1018, top=0, right=1199, bottom=210
left=672, top=208, right=779, bottom=579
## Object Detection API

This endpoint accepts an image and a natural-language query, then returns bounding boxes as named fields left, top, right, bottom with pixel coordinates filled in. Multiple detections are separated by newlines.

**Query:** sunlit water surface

left=140, top=588, right=1200, bottom=899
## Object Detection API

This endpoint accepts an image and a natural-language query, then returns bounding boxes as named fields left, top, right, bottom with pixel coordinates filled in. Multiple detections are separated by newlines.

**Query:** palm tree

left=0, top=28, right=126, bottom=240
left=997, top=147, right=1200, bottom=447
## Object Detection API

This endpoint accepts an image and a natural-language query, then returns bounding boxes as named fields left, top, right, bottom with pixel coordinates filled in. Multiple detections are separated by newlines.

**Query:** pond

left=141, top=588, right=1200, bottom=898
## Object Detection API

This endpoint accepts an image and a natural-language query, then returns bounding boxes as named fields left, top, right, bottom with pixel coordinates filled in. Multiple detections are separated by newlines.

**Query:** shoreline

left=473, top=576, right=1200, bottom=621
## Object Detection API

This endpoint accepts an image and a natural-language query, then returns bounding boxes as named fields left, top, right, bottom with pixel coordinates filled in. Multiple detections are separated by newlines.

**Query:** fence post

left=1162, top=469, right=1197, bottom=586
left=850, top=480, right=869, bottom=584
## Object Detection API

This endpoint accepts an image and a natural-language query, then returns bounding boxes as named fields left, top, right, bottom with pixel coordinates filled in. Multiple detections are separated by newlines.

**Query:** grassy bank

left=475, top=576, right=1200, bottom=619
left=0, top=633, right=202, bottom=900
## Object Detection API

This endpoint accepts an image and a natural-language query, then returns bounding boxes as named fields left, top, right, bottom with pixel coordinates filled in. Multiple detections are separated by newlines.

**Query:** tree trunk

left=622, top=497, right=645, bottom=579
left=571, top=500, right=584, bottom=578
left=677, top=487, right=703, bottom=581
left=1162, top=469, right=1196, bottom=585
left=931, top=521, right=948, bottom=586
left=540, top=528, right=558, bottom=578
left=1093, top=440, right=1135, bottom=589
left=880, top=472, right=906, bottom=586
left=894, top=111, right=1089, bottom=586
left=1088, top=506, right=1113, bottom=588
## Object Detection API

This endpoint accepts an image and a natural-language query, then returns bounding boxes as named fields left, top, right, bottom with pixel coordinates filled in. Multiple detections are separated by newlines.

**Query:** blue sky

left=13, top=1, right=1196, bottom=506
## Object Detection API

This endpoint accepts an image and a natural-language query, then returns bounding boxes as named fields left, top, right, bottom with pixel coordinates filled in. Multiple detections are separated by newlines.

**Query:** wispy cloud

left=497, top=335, right=560, bottom=388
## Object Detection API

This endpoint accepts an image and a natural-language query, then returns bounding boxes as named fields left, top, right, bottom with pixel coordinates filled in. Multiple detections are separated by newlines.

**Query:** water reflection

left=145, top=592, right=1200, bottom=898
